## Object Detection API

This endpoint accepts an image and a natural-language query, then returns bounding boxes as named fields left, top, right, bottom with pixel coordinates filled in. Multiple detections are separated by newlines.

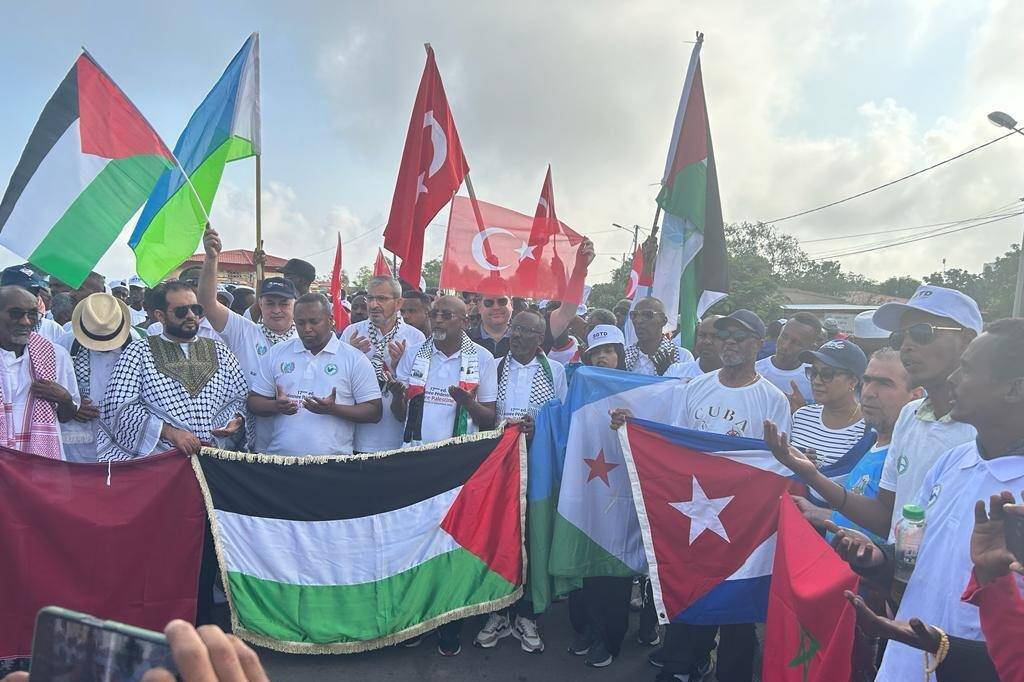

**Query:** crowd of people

left=1, top=224, right=1022, bottom=682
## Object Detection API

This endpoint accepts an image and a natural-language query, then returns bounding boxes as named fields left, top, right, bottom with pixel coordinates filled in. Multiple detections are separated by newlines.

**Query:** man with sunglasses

left=0, top=265, right=66, bottom=343
left=99, top=281, right=248, bottom=460
left=468, top=293, right=514, bottom=358
left=625, top=297, right=691, bottom=376
left=0, top=285, right=78, bottom=459
left=342, top=276, right=424, bottom=452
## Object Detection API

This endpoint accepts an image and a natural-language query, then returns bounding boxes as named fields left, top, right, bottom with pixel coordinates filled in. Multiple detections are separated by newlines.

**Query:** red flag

left=762, top=494, right=859, bottom=682
left=440, top=196, right=586, bottom=303
left=529, top=165, right=583, bottom=247
left=383, top=46, right=468, bottom=289
left=330, top=234, right=350, bottom=333
left=625, top=245, right=650, bottom=299
left=0, top=448, right=204, bottom=660
left=374, top=248, right=394, bottom=278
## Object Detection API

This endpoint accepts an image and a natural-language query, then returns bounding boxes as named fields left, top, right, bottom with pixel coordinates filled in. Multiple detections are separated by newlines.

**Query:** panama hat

left=71, top=292, right=132, bottom=352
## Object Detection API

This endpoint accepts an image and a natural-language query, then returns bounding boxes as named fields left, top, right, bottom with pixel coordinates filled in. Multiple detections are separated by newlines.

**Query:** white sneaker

left=512, top=615, right=545, bottom=653
left=473, top=613, right=512, bottom=648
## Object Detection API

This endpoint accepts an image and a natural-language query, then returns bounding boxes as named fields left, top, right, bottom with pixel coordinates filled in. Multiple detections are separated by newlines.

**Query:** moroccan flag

left=330, top=233, right=350, bottom=333
left=130, top=33, right=260, bottom=285
left=0, top=448, right=205, bottom=662
left=762, top=494, right=859, bottom=682
left=192, top=427, right=525, bottom=653
left=625, top=245, right=651, bottom=299
left=650, top=35, right=728, bottom=347
left=439, top=196, right=586, bottom=303
left=383, top=46, right=468, bottom=289
left=0, top=52, right=177, bottom=287
left=373, top=248, right=394, bottom=278
left=620, top=419, right=793, bottom=624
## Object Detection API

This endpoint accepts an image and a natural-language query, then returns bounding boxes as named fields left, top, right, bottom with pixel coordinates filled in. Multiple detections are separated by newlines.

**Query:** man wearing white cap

left=59, top=293, right=141, bottom=462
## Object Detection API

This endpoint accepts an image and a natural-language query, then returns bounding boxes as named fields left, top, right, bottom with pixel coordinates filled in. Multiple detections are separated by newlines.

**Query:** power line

left=763, top=129, right=1022, bottom=224
left=800, top=202, right=1023, bottom=244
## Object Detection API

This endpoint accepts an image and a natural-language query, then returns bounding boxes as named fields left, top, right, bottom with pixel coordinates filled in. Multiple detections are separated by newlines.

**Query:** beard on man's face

left=165, top=317, right=199, bottom=339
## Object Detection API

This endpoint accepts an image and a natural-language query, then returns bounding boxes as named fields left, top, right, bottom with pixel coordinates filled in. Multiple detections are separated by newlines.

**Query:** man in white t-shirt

left=754, top=311, right=822, bottom=412
left=873, top=284, right=981, bottom=538
left=198, top=226, right=298, bottom=451
left=665, top=315, right=722, bottom=382
left=248, top=294, right=381, bottom=456
left=342, top=276, right=425, bottom=453
left=614, top=309, right=791, bottom=681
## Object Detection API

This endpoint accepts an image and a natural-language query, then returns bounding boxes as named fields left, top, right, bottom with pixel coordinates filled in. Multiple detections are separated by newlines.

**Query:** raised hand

left=348, top=332, right=372, bottom=353
left=825, top=520, right=885, bottom=569
left=303, top=388, right=337, bottom=415
left=786, top=380, right=806, bottom=413
left=970, top=491, right=1018, bottom=584
left=448, top=385, right=478, bottom=407
left=274, top=386, right=298, bottom=415
left=211, top=415, right=244, bottom=439
left=763, top=420, right=818, bottom=479
left=388, top=339, right=407, bottom=366
left=575, top=237, right=596, bottom=268
left=844, top=590, right=940, bottom=653
left=203, top=224, right=222, bottom=258
left=652, top=348, right=675, bottom=376
left=74, top=396, right=100, bottom=422
left=609, top=407, right=633, bottom=430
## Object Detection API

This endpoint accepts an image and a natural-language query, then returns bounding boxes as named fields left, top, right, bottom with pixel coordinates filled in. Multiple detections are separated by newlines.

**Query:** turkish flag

left=330, top=234, right=350, bottom=333
left=383, top=46, right=468, bottom=289
left=374, top=248, right=394, bottom=278
left=625, top=422, right=792, bottom=620
left=625, top=245, right=650, bottom=299
left=439, top=196, right=587, bottom=303
left=762, top=495, right=858, bottom=682
left=530, top=165, right=584, bottom=247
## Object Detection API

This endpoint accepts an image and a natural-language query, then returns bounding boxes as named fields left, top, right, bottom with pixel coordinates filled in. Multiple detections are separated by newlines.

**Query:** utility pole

left=1014, top=201, right=1024, bottom=317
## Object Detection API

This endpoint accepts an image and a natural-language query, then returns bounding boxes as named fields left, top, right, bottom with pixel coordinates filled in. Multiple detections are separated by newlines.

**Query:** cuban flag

left=619, top=418, right=796, bottom=624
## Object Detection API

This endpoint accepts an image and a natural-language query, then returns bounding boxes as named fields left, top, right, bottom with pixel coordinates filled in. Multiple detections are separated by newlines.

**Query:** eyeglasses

left=366, top=295, right=396, bottom=304
left=888, top=323, right=963, bottom=350
left=482, top=297, right=509, bottom=308
left=629, top=309, right=663, bottom=321
left=429, top=310, right=464, bottom=321
left=7, top=308, right=39, bottom=322
left=510, top=324, right=543, bottom=337
left=170, top=304, right=204, bottom=319
left=714, top=328, right=758, bottom=342
left=805, top=366, right=850, bottom=383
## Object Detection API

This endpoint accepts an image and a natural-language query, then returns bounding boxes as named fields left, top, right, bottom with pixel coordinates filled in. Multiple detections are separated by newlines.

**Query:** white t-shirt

left=35, top=317, right=65, bottom=343
left=790, top=404, right=867, bottom=468
left=877, top=441, right=1024, bottom=681
left=0, top=340, right=79, bottom=459
left=396, top=340, right=499, bottom=445
left=129, top=307, right=147, bottom=326
left=669, top=369, right=792, bottom=438
left=252, top=336, right=381, bottom=456
left=496, top=355, right=568, bottom=421
left=879, top=397, right=976, bottom=538
left=146, top=318, right=221, bottom=341
left=342, top=319, right=425, bottom=453
left=754, top=356, right=813, bottom=404
left=665, top=359, right=706, bottom=382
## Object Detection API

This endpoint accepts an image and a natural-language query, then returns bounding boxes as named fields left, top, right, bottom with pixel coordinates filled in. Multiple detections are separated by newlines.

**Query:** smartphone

left=29, top=606, right=178, bottom=682
left=1006, top=513, right=1024, bottom=564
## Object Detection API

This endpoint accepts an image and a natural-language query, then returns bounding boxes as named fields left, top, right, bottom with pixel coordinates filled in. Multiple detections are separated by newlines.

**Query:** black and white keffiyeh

left=260, top=323, right=295, bottom=347
left=495, top=353, right=557, bottom=421
left=625, top=338, right=679, bottom=374
left=367, top=317, right=402, bottom=386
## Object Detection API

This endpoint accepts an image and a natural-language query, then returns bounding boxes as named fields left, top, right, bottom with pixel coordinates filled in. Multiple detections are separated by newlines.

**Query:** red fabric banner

left=0, top=448, right=205, bottom=661
left=330, top=233, right=350, bottom=333
left=373, top=248, right=394, bottom=279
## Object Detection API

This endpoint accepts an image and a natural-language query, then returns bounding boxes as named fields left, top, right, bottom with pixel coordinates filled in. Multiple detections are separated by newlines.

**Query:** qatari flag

left=0, top=448, right=205, bottom=663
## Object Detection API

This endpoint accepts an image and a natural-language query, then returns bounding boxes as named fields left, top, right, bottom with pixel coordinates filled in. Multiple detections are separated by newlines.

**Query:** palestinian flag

left=0, top=52, right=176, bottom=287
left=193, top=427, right=526, bottom=653
left=650, top=33, right=728, bottom=348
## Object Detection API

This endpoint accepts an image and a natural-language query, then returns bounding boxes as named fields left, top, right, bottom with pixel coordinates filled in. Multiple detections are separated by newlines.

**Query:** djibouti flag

left=130, top=33, right=260, bottom=285
left=193, top=427, right=525, bottom=654
left=0, top=52, right=176, bottom=287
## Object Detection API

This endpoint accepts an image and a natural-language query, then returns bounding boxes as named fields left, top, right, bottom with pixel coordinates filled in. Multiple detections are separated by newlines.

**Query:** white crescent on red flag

left=382, top=46, right=468, bottom=289
left=373, top=248, right=394, bottom=278
left=625, top=245, right=643, bottom=299
left=330, top=233, right=350, bottom=332
left=529, top=165, right=583, bottom=247
left=440, top=196, right=586, bottom=304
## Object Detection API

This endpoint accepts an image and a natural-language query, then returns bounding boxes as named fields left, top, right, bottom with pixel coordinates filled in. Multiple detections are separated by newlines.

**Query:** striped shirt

left=790, top=404, right=866, bottom=468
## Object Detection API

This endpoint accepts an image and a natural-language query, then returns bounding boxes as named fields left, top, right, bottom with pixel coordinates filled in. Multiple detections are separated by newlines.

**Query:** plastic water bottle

left=892, top=504, right=926, bottom=603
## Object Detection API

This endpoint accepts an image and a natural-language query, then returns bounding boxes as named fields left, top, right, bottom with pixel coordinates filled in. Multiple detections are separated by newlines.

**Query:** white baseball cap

left=853, top=310, right=888, bottom=339
left=873, top=284, right=983, bottom=334
left=127, top=275, right=146, bottom=289
left=587, top=324, right=625, bottom=350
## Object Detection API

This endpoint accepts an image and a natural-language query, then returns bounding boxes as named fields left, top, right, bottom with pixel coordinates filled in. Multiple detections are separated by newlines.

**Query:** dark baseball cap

left=799, top=339, right=868, bottom=379
left=282, top=258, right=316, bottom=281
left=1, top=265, right=48, bottom=293
left=258, top=277, right=297, bottom=300
left=713, top=309, right=766, bottom=338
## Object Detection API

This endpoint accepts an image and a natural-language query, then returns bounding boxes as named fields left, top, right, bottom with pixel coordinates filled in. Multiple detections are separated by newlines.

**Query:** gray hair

left=51, top=292, right=74, bottom=318
left=367, top=276, right=402, bottom=298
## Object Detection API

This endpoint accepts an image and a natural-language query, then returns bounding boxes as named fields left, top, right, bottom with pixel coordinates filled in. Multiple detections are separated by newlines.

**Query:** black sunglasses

left=629, top=309, right=663, bottom=321
left=482, top=297, right=509, bottom=308
left=7, top=308, right=39, bottom=322
left=170, top=304, right=204, bottom=319
left=888, top=323, right=962, bottom=350
left=429, top=309, right=464, bottom=321
left=805, top=365, right=850, bottom=383
left=715, top=328, right=758, bottom=342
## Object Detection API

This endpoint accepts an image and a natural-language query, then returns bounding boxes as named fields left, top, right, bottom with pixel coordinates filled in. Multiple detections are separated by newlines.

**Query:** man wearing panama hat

left=59, top=292, right=141, bottom=462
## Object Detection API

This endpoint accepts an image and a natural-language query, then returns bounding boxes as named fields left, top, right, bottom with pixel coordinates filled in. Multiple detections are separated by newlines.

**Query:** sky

left=1, top=0, right=1023, bottom=287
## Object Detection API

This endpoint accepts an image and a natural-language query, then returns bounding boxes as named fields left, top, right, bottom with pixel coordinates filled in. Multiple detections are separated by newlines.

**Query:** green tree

left=876, top=276, right=922, bottom=298
left=420, top=258, right=442, bottom=290
left=707, top=251, right=782, bottom=322
left=924, top=267, right=981, bottom=294
left=973, top=244, right=1020, bottom=318
left=588, top=258, right=632, bottom=311
left=351, top=265, right=373, bottom=291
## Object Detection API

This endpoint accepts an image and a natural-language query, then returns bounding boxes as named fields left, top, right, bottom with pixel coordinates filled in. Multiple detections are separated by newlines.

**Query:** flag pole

left=255, top=155, right=264, bottom=283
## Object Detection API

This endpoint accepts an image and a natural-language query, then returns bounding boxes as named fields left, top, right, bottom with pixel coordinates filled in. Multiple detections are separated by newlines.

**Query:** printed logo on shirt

left=281, top=361, right=295, bottom=374
left=256, top=344, right=268, bottom=356
left=325, top=363, right=338, bottom=376
left=851, top=474, right=871, bottom=495
left=896, top=454, right=909, bottom=475
left=692, top=405, right=750, bottom=436
left=927, top=483, right=942, bottom=508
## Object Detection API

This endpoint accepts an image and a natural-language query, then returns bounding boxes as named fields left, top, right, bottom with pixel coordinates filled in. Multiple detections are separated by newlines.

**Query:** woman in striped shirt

left=790, top=339, right=869, bottom=467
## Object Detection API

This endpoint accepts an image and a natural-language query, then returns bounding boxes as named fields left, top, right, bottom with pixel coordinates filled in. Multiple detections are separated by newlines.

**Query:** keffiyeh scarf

left=403, top=333, right=479, bottom=445
left=0, top=333, right=61, bottom=459
left=260, top=323, right=296, bottom=347
left=495, top=353, right=557, bottom=421
left=625, top=338, right=679, bottom=375
left=368, top=318, right=402, bottom=386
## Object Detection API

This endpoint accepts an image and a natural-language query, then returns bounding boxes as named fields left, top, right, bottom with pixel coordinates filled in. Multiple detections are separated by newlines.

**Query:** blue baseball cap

left=258, top=277, right=297, bottom=300
left=1, top=265, right=47, bottom=293
left=713, top=309, right=766, bottom=338
left=799, top=339, right=868, bottom=378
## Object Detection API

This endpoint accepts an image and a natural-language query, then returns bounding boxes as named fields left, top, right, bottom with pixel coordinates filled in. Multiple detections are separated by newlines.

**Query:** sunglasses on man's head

left=888, top=322, right=963, bottom=350
left=429, top=309, right=464, bottom=321
left=629, top=309, right=663, bottom=321
left=482, top=298, right=509, bottom=308
left=805, top=365, right=849, bottom=383
left=170, top=304, right=204, bottom=319
left=714, top=328, right=758, bottom=342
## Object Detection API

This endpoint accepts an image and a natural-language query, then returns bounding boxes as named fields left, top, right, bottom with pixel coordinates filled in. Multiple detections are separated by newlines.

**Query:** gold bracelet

left=923, top=627, right=949, bottom=679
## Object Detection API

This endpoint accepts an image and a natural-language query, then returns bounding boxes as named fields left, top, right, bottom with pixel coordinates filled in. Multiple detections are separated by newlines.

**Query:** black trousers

left=661, top=622, right=757, bottom=682
left=568, top=576, right=632, bottom=657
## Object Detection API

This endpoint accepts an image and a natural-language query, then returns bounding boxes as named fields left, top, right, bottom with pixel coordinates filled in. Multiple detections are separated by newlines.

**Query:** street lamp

left=988, top=111, right=1024, bottom=317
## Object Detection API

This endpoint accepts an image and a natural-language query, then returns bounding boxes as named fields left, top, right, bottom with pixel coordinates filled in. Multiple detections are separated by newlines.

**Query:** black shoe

left=638, top=626, right=662, bottom=647
left=400, top=634, right=424, bottom=648
left=584, top=640, right=613, bottom=668
left=648, top=647, right=664, bottom=668
left=437, top=629, right=461, bottom=657
left=568, top=631, right=594, bottom=656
